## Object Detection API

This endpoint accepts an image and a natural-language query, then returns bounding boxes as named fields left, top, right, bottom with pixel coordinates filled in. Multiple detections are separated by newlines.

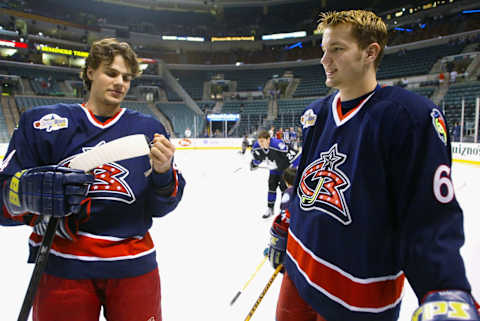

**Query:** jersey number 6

left=433, top=165, right=454, bottom=203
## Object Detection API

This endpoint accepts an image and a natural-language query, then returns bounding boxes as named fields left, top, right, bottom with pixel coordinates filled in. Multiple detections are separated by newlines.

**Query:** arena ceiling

left=93, top=0, right=418, bottom=12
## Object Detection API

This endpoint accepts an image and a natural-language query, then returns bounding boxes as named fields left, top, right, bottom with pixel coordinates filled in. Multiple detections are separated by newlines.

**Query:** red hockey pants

left=276, top=272, right=327, bottom=321
left=33, top=268, right=161, bottom=321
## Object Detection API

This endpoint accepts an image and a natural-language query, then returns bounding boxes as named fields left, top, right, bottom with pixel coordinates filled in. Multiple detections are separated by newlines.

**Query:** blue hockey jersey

left=286, top=85, right=471, bottom=320
left=0, top=103, right=185, bottom=279
left=251, top=138, right=299, bottom=171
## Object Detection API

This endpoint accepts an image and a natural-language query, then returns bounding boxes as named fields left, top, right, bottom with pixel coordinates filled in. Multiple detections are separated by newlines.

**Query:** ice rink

left=1, top=148, right=479, bottom=321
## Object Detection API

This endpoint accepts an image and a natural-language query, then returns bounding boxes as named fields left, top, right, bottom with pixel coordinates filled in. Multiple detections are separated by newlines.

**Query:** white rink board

left=451, top=142, right=480, bottom=165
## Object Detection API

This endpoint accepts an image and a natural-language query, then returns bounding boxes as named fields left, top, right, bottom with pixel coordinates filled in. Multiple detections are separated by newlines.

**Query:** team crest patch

left=430, top=108, right=447, bottom=145
left=33, top=113, right=68, bottom=132
left=297, top=144, right=352, bottom=225
left=300, top=109, right=317, bottom=128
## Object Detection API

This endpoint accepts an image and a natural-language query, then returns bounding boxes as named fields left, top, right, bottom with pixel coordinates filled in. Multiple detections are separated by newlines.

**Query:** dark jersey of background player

left=251, top=130, right=298, bottom=218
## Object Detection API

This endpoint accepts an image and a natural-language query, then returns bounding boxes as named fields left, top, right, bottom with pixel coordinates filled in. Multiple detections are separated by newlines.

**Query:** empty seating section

left=14, top=96, right=154, bottom=117
left=170, top=70, right=209, bottom=101
left=291, top=65, right=329, bottom=98
left=377, top=44, right=464, bottom=80
left=2, top=65, right=77, bottom=96
left=409, top=86, right=435, bottom=99
left=0, top=102, right=10, bottom=143
left=222, top=100, right=268, bottom=135
left=223, top=100, right=268, bottom=114
left=238, top=114, right=267, bottom=136
left=275, top=98, right=317, bottom=129
left=15, top=96, right=82, bottom=111
left=220, top=68, right=285, bottom=92
left=30, top=78, right=62, bottom=96
left=442, top=81, right=480, bottom=123
left=156, top=102, right=204, bottom=137
left=121, top=101, right=156, bottom=117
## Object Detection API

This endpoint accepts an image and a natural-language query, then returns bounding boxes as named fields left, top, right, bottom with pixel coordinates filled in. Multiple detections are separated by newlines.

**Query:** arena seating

left=0, top=102, right=10, bottom=143
left=223, top=100, right=268, bottom=114
left=377, top=43, right=465, bottom=80
left=409, top=86, right=435, bottom=99
left=156, top=102, right=204, bottom=137
left=291, top=65, right=329, bottom=98
left=442, top=81, right=480, bottom=124
left=14, top=96, right=156, bottom=118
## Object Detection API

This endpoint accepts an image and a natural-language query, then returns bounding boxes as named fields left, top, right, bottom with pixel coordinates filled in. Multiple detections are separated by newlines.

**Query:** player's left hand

left=149, top=133, right=175, bottom=174
left=411, top=290, right=480, bottom=321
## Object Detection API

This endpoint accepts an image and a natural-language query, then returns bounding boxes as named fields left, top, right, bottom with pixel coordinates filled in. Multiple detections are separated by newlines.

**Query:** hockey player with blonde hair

left=268, top=10, right=479, bottom=321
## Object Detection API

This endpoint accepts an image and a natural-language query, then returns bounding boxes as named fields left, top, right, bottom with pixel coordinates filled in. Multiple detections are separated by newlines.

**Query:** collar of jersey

left=80, top=103, right=125, bottom=129
left=331, top=90, right=376, bottom=127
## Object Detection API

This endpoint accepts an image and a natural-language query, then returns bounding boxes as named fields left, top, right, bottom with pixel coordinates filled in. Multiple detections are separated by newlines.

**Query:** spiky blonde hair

left=317, top=10, right=388, bottom=69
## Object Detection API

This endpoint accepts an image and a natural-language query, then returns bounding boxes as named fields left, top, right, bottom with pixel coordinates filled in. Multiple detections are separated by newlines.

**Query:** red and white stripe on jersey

left=80, top=103, right=125, bottom=129
left=287, top=229, right=405, bottom=313
left=29, top=231, right=155, bottom=261
left=332, top=91, right=376, bottom=126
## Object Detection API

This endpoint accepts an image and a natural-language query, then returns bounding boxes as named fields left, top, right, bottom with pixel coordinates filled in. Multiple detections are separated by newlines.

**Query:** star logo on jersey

left=33, top=113, right=68, bottom=132
left=430, top=108, right=448, bottom=146
left=300, top=109, right=317, bottom=128
left=59, top=142, right=136, bottom=204
left=297, top=144, right=352, bottom=225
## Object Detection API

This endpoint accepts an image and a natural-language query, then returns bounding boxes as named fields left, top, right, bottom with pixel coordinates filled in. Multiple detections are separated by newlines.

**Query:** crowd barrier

left=0, top=141, right=478, bottom=165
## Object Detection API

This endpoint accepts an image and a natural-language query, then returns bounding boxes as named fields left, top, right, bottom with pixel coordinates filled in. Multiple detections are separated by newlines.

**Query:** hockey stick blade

left=69, top=134, right=150, bottom=172
left=17, top=134, right=151, bottom=321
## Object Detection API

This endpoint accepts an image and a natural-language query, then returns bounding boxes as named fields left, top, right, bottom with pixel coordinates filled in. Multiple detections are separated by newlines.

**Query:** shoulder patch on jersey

left=297, top=144, right=352, bottom=225
left=301, top=109, right=317, bottom=129
left=278, top=142, right=286, bottom=150
left=33, top=113, right=68, bottom=132
left=430, top=108, right=447, bottom=145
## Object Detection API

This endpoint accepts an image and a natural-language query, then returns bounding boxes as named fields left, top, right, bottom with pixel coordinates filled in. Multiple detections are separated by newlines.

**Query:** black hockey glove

left=3, top=165, right=94, bottom=217
left=265, top=214, right=288, bottom=271
left=250, top=159, right=259, bottom=171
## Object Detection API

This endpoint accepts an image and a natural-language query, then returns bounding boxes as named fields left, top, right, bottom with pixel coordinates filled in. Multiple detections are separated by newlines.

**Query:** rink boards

left=0, top=140, right=479, bottom=165
left=170, top=139, right=480, bottom=166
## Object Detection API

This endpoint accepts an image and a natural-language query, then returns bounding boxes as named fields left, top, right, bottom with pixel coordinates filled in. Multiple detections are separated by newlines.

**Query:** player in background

left=241, top=135, right=250, bottom=155
left=250, top=130, right=299, bottom=219
left=0, top=38, right=185, bottom=321
left=267, top=10, right=479, bottom=321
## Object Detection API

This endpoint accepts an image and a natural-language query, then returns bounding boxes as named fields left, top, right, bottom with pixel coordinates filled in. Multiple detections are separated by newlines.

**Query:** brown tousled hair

left=257, top=130, right=271, bottom=139
left=81, top=38, right=141, bottom=91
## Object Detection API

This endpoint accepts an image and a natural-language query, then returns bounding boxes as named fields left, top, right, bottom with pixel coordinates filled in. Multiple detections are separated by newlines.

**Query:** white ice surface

left=1, top=149, right=479, bottom=321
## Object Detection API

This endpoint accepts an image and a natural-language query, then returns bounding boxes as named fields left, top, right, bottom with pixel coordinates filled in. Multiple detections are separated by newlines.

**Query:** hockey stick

left=233, top=165, right=271, bottom=173
left=17, top=134, right=150, bottom=321
left=301, top=176, right=325, bottom=205
left=230, top=256, right=267, bottom=306
left=243, top=264, right=283, bottom=321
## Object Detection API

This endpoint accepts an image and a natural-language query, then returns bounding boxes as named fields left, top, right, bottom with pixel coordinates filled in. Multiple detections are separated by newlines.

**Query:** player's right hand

left=3, top=165, right=94, bottom=217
